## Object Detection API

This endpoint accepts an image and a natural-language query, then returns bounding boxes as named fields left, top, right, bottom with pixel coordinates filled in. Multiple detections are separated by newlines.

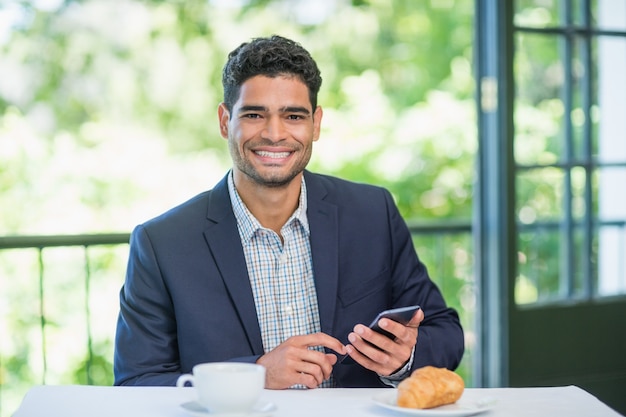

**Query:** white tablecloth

left=11, top=384, right=623, bottom=417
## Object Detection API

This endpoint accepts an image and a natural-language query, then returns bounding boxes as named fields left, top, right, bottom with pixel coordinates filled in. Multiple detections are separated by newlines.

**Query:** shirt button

left=279, top=252, right=289, bottom=263
left=283, top=304, right=294, bottom=316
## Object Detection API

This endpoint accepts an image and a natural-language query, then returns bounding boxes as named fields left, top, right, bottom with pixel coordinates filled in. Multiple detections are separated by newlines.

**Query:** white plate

left=372, top=391, right=495, bottom=417
left=180, top=400, right=277, bottom=417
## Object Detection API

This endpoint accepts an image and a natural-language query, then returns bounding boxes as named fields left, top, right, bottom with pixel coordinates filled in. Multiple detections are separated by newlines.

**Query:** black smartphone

left=367, top=305, right=421, bottom=339
left=340, top=305, right=421, bottom=364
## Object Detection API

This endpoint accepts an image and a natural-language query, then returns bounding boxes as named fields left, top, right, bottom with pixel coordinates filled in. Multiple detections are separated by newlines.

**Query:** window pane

left=514, top=0, right=560, bottom=28
left=597, top=223, right=626, bottom=295
left=515, top=33, right=597, bottom=165
left=517, top=167, right=564, bottom=222
left=596, top=36, right=626, bottom=163
left=516, top=167, right=593, bottom=303
left=597, top=167, right=626, bottom=295
left=570, top=166, right=589, bottom=220
left=598, top=167, right=626, bottom=221
left=571, top=0, right=601, bottom=27
left=517, top=221, right=598, bottom=304
left=570, top=36, right=591, bottom=162
left=515, top=33, right=563, bottom=107
left=517, top=227, right=561, bottom=304
left=514, top=33, right=564, bottom=165
left=514, top=0, right=600, bottom=28
left=596, top=0, right=626, bottom=31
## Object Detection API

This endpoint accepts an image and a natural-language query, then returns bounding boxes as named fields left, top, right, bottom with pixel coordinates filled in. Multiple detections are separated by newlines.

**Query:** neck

left=233, top=172, right=303, bottom=234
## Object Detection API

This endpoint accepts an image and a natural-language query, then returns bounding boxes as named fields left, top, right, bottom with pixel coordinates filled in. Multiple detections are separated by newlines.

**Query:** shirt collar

left=227, top=171, right=310, bottom=243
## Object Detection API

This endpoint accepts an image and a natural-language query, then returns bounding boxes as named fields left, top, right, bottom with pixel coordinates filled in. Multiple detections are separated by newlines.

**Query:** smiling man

left=114, top=35, right=464, bottom=389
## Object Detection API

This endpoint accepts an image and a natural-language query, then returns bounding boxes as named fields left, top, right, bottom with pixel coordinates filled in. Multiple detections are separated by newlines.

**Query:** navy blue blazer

left=114, top=171, right=464, bottom=387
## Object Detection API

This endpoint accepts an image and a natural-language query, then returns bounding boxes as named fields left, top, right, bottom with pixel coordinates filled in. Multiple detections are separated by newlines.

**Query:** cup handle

left=176, top=373, right=195, bottom=388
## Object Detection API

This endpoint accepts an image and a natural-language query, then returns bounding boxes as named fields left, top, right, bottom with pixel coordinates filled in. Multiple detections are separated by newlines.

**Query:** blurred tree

left=0, top=0, right=475, bottom=230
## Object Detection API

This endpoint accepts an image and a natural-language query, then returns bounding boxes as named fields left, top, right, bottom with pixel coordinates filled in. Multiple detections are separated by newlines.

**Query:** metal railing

left=0, top=233, right=130, bottom=379
left=0, top=222, right=473, bottom=417
left=0, top=233, right=131, bottom=417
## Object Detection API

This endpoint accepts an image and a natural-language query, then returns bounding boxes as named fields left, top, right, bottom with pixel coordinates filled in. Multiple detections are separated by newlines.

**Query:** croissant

left=397, top=366, right=464, bottom=409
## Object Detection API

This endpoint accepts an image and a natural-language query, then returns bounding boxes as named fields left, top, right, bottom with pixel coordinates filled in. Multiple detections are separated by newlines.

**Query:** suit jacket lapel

left=202, top=175, right=265, bottom=354
left=305, top=172, right=340, bottom=336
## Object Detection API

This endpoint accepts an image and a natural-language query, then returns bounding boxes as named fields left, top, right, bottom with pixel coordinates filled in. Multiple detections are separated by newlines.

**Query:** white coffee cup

left=176, top=362, right=266, bottom=413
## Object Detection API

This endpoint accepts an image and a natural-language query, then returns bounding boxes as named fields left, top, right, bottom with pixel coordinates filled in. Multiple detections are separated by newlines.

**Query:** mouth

left=254, top=150, right=292, bottom=159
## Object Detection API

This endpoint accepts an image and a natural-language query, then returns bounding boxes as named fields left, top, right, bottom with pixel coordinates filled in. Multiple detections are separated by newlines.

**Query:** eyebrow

left=238, top=105, right=311, bottom=115
left=281, top=106, right=311, bottom=115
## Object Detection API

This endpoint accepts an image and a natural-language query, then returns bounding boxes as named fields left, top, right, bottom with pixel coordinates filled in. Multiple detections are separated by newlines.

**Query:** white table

left=11, top=384, right=623, bottom=417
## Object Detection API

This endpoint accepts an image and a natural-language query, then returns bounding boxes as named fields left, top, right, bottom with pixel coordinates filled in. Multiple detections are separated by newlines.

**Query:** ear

left=312, top=106, right=323, bottom=142
left=217, top=103, right=230, bottom=139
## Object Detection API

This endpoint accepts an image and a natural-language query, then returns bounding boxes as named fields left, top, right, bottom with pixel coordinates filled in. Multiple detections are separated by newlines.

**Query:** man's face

left=218, top=75, right=322, bottom=188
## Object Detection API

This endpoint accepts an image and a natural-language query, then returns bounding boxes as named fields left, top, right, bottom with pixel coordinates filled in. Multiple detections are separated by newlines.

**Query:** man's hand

left=257, top=333, right=346, bottom=389
left=345, top=308, right=424, bottom=376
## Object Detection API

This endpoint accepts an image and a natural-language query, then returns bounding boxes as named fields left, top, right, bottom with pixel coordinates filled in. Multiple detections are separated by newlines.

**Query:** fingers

left=406, top=308, right=425, bottom=327
left=347, top=325, right=399, bottom=369
left=298, top=332, right=347, bottom=356
left=294, top=352, right=337, bottom=387
left=345, top=312, right=421, bottom=375
left=299, top=348, right=335, bottom=376
left=259, top=333, right=345, bottom=389
left=260, top=347, right=329, bottom=389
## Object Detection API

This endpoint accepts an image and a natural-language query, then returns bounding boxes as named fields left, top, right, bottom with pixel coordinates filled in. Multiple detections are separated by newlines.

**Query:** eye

left=287, top=114, right=305, bottom=120
left=242, top=113, right=261, bottom=119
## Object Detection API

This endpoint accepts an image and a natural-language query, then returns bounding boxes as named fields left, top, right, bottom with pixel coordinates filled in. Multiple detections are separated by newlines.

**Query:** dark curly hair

left=221, top=35, right=322, bottom=113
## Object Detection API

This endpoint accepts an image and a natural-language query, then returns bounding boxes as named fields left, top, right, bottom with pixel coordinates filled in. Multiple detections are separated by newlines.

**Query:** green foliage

left=0, top=0, right=477, bottom=234
left=68, top=343, right=114, bottom=386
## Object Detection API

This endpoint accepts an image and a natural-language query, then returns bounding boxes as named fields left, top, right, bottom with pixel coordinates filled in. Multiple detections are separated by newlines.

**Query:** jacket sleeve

left=113, top=225, right=182, bottom=386
left=382, top=188, right=465, bottom=373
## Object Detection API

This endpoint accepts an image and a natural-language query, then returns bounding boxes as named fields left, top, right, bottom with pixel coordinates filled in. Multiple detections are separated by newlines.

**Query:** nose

left=261, top=116, right=286, bottom=142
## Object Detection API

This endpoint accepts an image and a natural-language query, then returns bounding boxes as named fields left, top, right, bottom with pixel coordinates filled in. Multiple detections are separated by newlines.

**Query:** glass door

left=509, top=1, right=626, bottom=413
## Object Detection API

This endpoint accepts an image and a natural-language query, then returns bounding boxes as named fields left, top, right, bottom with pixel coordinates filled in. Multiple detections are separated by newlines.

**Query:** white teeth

left=255, top=151, right=290, bottom=158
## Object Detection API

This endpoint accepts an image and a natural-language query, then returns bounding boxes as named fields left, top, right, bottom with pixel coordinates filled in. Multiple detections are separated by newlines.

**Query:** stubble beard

left=230, top=141, right=312, bottom=189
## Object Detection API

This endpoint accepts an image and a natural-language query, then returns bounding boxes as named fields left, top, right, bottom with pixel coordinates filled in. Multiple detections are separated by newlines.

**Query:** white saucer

left=180, top=400, right=277, bottom=417
left=372, top=391, right=495, bottom=417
